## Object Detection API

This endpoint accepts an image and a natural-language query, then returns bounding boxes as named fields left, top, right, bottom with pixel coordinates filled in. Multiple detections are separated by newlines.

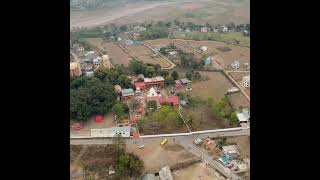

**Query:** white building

left=242, top=75, right=250, bottom=88
left=147, top=87, right=160, bottom=97
left=222, top=26, right=228, bottom=33
left=159, top=166, right=173, bottom=180
left=200, top=46, right=208, bottom=52
left=231, top=61, right=240, bottom=69
left=85, top=71, right=94, bottom=77
left=236, top=108, right=250, bottom=123
left=91, top=126, right=131, bottom=137
left=201, top=27, right=208, bottom=32
left=93, top=58, right=101, bottom=67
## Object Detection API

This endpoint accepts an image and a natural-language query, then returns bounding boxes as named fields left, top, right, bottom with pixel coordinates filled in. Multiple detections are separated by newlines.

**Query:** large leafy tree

left=171, top=70, right=179, bottom=80
left=116, top=153, right=144, bottom=178
left=129, top=59, right=146, bottom=75
left=70, top=77, right=117, bottom=121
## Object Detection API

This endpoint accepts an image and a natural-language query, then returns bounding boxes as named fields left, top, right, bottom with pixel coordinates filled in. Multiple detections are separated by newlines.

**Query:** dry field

left=125, top=45, right=171, bottom=68
left=127, top=143, right=195, bottom=173
left=191, top=71, right=233, bottom=100
left=172, top=39, right=250, bottom=68
left=227, top=92, right=250, bottom=110
left=86, top=38, right=132, bottom=66
left=226, top=136, right=250, bottom=159
left=173, top=162, right=221, bottom=180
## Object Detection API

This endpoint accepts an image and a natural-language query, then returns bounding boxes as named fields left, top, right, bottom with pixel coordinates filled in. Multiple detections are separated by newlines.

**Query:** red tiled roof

left=134, top=82, right=146, bottom=89
left=168, top=95, right=179, bottom=106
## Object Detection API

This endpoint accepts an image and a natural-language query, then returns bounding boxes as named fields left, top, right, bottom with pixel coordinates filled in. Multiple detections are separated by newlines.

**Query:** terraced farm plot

left=125, top=44, right=171, bottom=68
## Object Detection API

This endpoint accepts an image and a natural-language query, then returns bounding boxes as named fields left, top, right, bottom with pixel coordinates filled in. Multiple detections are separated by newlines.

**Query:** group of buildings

left=70, top=41, right=111, bottom=78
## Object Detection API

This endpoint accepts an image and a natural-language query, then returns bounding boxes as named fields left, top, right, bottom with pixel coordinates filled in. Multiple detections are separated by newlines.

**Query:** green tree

left=171, top=70, right=179, bottom=80
left=118, top=74, right=132, bottom=88
left=186, top=71, right=192, bottom=80
left=164, top=75, right=174, bottom=86
left=129, top=59, right=146, bottom=75
left=152, top=106, right=181, bottom=129
left=70, top=78, right=117, bottom=121
left=120, top=25, right=128, bottom=32
left=128, top=99, right=140, bottom=111
left=230, top=111, right=238, bottom=124
left=144, top=66, right=155, bottom=78
left=112, top=102, right=129, bottom=118
left=159, top=70, right=169, bottom=77
left=137, top=119, right=145, bottom=132
left=116, top=153, right=144, bottom=178
left=147, top=100, right=157, bottom=110
left=113, top=134, right=126, bottom=156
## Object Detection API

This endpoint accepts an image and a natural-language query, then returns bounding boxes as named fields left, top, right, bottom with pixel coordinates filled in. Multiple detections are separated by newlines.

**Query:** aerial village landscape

left=70, top=0, right=250, bottom=179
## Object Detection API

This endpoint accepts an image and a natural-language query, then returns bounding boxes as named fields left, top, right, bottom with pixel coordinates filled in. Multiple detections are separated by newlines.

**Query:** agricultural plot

left=125, top=44, right=171, bottom=68
left=191, top=71, right=233, bottom=100
left=172, top=39, right=250, bottom=69
left=227, top=93, right=250, bottom=110
left=86, top=38, right=132, bottom=67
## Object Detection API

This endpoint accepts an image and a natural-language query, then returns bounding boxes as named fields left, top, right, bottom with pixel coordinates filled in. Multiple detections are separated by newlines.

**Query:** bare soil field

left=173, top=162, right=221, bottom=180
left=70, top=145, right=118, bottom=179
left=86, top=38, right=133, bottom=66
left=172, top=39, right=250, bottom=68
left=226, top=136, right=250, bottom=159
left=140, top=118, right=189, bottom=135
left=70, top=0, right=250, bottom=28
left=125, top=45, right=171, bottom=68
left=227, top=92, right=250, bottom=110
left=144, top=39, right=172, bottom=49
left=191, top=71, right=233, bottom=100
left=181, top=105, right=233, bottom=131
left=127, top=142, right=195, bottom=173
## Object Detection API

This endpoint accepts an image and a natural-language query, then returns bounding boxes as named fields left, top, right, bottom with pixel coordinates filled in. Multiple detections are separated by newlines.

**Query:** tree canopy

left=70, top=77, right=117, bottom=121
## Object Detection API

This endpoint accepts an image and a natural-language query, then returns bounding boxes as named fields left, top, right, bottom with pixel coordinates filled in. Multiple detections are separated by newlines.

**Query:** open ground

left=126, top=141, right=196, bottom=173
left=70, top=0, right=250, bottom=29
left=125, top=44, right=172, bottom=68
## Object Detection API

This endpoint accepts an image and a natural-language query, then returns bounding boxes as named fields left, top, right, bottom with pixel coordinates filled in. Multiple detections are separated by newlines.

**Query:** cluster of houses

left=195, top=137, right=249, bottom=173
left=70, top=42, right=110, bottom=78
left=231, top=60, right=250, bottom=70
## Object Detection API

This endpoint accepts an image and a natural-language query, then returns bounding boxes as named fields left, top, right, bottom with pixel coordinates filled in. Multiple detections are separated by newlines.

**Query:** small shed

left=180, top=78, right=191, bottom=85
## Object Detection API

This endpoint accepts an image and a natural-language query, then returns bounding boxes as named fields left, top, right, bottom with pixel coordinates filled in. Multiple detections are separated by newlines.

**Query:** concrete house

left=231, top=60, right=240, bottom=69
left=242, top=75, right=250, bottom=88
left=121, top=88, right=134, bottom=99
left=222, top=26, right=228, bottom=33
left=200, top=46, right=208, bottom=52
left=201, top=27, right=208, bottom=32
left=236, top=108, right=250, bottom=123
left=91, top=126, right=131, bottom=137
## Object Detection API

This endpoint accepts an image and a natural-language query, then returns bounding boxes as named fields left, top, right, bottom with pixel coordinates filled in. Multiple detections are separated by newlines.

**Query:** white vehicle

left=194, top=138, right=203, bottom=145
left=138, top=145, right=145, bottom=149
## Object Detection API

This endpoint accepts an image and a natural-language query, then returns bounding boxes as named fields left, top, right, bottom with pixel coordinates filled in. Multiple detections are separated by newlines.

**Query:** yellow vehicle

left=161, top=138, right=168, bottom=145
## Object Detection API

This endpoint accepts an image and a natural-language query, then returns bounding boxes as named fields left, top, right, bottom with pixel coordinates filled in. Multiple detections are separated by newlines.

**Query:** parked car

left=194, top=138, right=203, bottom=145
